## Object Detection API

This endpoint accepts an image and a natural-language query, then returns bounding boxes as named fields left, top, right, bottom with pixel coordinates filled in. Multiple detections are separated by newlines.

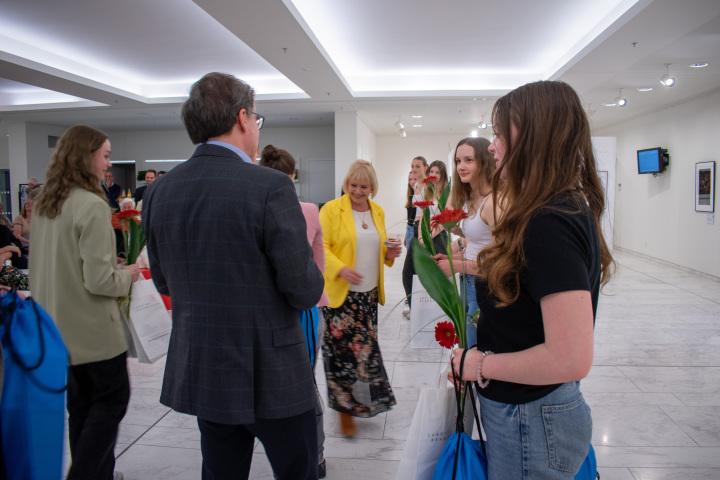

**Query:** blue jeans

left=479, top=381, right=592, bottom=480
left=461, top=273, right=479, bottom=348
left=405, top=224, right=414, bottom=249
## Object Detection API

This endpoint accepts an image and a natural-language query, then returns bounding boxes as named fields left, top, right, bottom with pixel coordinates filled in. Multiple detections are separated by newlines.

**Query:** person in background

left=103, top=171, right=123, bottom=211
left=30, top=125, right=141, bottom=480
left=120, top=198, right=136, bottom=211
left=142, top=72, right=324, bottom=480
left=404, top=170, right=419, bottom=249
left=259, top=143, right=330, bottom=478
left=157, top=170, right=167, bottom=177
left=320, top=160, right=400, bottom=437
left=133, top=169, right=156, bottom=203
left=435, top=137, right=496, bottom=348
left=401, top=156, right=428, bottom=317
left=28, top=176, right=41, bottom=190
left=450, top=80, right=615, bottom=479
left=0, top=202, right=12, bottom=230
left=13, top=187, right=39, bottom=255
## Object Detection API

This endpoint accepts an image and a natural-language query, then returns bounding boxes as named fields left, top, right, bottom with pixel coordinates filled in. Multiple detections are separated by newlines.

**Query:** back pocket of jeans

left=541, top=395, right=592, bottom=473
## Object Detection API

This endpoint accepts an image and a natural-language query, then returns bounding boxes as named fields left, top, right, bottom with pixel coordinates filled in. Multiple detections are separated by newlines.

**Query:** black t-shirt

left=475, top=194, right=601, bottom=404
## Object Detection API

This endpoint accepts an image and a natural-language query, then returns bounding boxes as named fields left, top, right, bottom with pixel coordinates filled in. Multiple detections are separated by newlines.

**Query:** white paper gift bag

left=126, top=278, right=172, bottom=363
left=396, top=365, right=475, bottom=480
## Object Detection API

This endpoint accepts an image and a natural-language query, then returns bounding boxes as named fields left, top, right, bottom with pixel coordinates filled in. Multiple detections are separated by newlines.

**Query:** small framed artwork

left=695, top=161, right=715, bottom=212
left=18, top=184, right=29, bottom=212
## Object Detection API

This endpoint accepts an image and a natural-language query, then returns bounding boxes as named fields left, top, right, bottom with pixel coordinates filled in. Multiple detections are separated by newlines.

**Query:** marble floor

left=64, top=249, right=720, bottom=479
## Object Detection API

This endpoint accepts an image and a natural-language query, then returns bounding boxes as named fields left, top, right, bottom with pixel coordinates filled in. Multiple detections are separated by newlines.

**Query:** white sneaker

left=402, top=304, right=410, bottom=319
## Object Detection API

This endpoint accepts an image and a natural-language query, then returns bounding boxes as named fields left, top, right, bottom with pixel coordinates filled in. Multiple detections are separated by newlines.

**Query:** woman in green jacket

left=31, top=125, right=140, bottom=480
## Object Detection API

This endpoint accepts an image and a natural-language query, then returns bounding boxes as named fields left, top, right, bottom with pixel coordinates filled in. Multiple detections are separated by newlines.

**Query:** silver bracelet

left=477, top=350, right=494, bottom=388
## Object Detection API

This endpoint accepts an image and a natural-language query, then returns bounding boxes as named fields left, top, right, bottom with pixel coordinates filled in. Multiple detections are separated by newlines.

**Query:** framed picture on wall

left=18, top=184, right=29, bottom=212
left=695, top=161, right=715, bottom=212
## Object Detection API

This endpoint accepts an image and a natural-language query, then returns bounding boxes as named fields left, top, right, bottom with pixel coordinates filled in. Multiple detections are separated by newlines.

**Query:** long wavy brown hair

left=450, top=137, right=494, bottom=214
left=35, top=125, right=107, bottom=219
left=424, top=160, right=449, bottom=202
left=477, top=81, right=614, bottom=306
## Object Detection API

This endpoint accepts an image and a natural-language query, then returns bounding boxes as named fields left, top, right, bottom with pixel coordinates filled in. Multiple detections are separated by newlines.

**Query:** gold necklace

left=353, top=209, right=370, bottom=229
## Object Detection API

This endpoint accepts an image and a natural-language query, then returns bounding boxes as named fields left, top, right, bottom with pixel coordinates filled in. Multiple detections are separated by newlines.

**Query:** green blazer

left=30, top=188, right=132, bottom=365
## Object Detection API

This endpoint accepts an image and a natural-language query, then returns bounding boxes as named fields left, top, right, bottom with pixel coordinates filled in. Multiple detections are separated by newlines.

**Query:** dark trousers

left=67, top=352, right=130, bottom=480
left=197, top=408, right=317, bottom=480
left=402, top=227, right=449, bottom=307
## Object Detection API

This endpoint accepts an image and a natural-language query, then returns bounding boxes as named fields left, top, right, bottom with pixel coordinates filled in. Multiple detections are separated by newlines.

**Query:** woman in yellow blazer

left=319, top=160, right=402, bottom=437
left=30, top=125, right=140, bottom=480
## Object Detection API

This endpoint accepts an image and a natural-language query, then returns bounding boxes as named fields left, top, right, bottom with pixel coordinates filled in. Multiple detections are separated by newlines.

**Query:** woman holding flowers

left=450, top=81, right=614, bottom=479
left=320, top=160, right=401, bottom=437
left=434, top=138, right=496, bottom=348
left=30, top=125, right=141, bottom=480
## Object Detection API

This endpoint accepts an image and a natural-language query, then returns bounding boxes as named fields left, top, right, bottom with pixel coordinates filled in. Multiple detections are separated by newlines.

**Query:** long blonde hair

left=477, top=81, right=614, bottom=306
left=35, top=125, right=107, bottom=219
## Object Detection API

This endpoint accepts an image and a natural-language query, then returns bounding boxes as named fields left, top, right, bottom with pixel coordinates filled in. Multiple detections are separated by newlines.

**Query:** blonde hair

left=343, top=160, right=378, bottom=198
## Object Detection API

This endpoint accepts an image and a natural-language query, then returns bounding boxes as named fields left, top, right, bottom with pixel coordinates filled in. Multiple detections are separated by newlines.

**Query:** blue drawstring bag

left=432, top=349, right=488, bottom=480
left=433, top=349, right=599, bottom=480
left=575, top=444, right=598, bottom=480
left=299, top=306, right=319, bottom=366
left=0, top=291, right=68, bottom=480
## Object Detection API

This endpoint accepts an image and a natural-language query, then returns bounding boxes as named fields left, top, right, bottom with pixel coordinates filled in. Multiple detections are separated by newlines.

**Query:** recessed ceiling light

left=689, top=62, right=709, bottom=68
left=603, top=103, right=617, bottom=107
left=411, top=115, right=423, bottom=118
left=637, top=87, right=653, bottom=92
left=412, top=125, right=422, bottom=128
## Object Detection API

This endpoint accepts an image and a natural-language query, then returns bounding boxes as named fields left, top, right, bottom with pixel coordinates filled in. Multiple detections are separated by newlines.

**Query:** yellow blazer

left=319, top=194, right=394, bottom=308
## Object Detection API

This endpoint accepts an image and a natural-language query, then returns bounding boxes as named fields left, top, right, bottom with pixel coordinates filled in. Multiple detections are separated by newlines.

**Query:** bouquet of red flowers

left=111, top=209, right=146, bottom=265
left=412, top=179, right=472, bottom=349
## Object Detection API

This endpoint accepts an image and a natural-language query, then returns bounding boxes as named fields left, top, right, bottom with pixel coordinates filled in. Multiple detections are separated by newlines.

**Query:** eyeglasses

left=249, top=111, right=264, bottom=130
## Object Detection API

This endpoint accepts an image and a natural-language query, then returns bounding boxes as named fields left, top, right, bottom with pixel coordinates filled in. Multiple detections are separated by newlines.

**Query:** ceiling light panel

left=0, top=0, right=304, bottom=99
left=290, top=0, right=638, bottom=93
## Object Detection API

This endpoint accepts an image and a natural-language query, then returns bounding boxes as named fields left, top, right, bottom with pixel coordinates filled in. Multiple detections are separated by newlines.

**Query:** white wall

left=595, top=89, right=720, bottom=278
left=373, top=133, right=477, bottom=236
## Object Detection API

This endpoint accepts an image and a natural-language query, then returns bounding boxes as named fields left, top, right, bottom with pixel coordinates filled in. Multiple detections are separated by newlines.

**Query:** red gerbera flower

left=435, top=321, right=457, bottom=349
left=430, top=208, right=468, bottom=230
left=423, top=175, right=438, bottom=185
left=413, top=200, right=433, bottom=208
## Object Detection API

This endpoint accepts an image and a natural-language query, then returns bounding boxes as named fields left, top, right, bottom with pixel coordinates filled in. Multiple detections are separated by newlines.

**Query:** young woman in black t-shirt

left=450, top=81, right=614, bottom=479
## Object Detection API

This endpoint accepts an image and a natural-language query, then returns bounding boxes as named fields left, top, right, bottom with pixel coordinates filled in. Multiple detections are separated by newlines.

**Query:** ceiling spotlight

left=614, top=88, right=627, bottom=107
left=660, top=64, right=675, bottom=87
left=395, top=120, right=405, bottom=130
left=400, top=129, right=407, bottom=138
left=689, top=62, right=709, bottom=68
left=470, top=130, right=478, bottom=138
left=479, top=115, right=490, bottom=129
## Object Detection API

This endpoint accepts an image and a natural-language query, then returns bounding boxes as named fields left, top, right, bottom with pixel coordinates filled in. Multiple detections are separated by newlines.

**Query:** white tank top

left=461, top=195, right=493, bottom=261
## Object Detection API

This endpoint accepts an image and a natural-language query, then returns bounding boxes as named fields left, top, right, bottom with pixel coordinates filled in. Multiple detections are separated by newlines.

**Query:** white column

left=334, top=111, right=358, bottom=198
left=7, top=121, right=29, bottom=218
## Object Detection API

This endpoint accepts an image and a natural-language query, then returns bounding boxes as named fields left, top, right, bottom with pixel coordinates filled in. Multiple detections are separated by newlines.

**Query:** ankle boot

left=339, top=412, right=356, bottom=437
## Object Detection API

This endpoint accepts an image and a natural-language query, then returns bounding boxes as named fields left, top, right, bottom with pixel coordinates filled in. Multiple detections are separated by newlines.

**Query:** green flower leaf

left=411, top=237, right=467, bottom=346
left=420, top=208, right=434, bottom=256
left=438, top=184, right=451, bottom=212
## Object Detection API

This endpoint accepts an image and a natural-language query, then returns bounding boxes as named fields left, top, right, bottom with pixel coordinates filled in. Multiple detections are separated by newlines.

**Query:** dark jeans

left=197, top=408, right=317, bottom=480
left=67, top=352, right=130, bottom=480
left=402, top=227, right=449, bottom=307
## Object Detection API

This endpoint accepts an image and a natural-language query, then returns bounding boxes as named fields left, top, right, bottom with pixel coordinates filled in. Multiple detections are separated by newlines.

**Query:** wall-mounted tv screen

left=637, top=148, right=669, bottom=174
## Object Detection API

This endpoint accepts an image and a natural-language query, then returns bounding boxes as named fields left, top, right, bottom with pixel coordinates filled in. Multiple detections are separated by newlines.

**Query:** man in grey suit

left=142, top=72, right=324, bottom=479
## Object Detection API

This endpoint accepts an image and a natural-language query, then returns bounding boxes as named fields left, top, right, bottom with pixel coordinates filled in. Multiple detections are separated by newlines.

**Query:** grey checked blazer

left=142, top=144, right=324, bottom=424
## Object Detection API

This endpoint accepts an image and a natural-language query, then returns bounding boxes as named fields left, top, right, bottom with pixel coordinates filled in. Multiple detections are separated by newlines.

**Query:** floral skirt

left=321, top=288, right=396, bottom=418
